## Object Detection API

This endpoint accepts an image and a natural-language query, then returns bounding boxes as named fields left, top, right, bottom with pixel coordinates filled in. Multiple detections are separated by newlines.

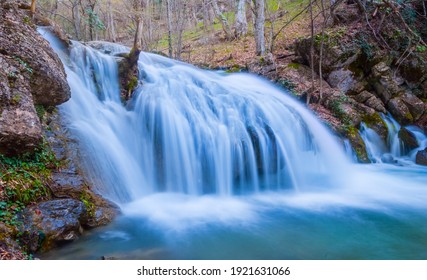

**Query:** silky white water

left=39, top=28, right=427, bottom=260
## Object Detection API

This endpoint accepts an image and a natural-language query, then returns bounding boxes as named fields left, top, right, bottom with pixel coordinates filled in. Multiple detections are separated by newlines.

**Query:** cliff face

left=0, top=0, right=70, bottom=155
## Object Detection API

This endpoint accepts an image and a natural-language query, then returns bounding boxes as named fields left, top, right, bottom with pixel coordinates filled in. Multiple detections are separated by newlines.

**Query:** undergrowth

left=0, top=142, right=59, bottom=226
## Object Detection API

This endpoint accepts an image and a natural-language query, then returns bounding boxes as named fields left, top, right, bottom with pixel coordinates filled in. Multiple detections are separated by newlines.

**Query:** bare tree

left=307, top=0, right=315, bottom=105
left=211, top=0, right=233, bottom=40
left=235, top=0, right=248, bottom=38
left=166, top=0, right=173, bottom=57
left=253, top=0, right=265, bottom=56
left=31, top=0, right=37, bottom=16
left=106, top=0, right=116, bottom=42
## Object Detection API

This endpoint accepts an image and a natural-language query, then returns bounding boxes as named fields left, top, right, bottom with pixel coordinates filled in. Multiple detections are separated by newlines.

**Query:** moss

left=127, top=76, right=138, bottom=92
left=80, top=191, right=95, bottom=218
left=344, top=125, right=370, bottom=163
left=287, top=63, right=300, bottom=69
left=314, top=27, right=347, bottom=47
left=405, top=112, right=414, bottom=123
left=10, top=94, right=21, bottom=105
left=35, top=105, right=46, bottom=122
left=362, top=112, right=385, bottom=127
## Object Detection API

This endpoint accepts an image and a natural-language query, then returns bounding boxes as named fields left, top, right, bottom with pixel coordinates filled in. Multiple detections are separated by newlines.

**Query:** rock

left=371, top=62, right=404, bottom=103
left=362, top=113, right=388, bottom=143
left=0, top=222, right=25, bottom=260
left=0, top=56, right=42, bottom=155
left=401, top=93, right=425, bottom=122
left=18, top=199, right=88, bottom=252
left=0, top=0, right=70, bottom=106
left=400, top=54, right=427, bottom=89
left=327, top=69, right=355, bottom=93
left=415, top=114, right=427, bottom=134
left=387, top=97, right=413, bottom=125
left=86, top=41, right=128, bottom=55
left=352, top=90, right=386, bottom=113
left=415, top=148, right=427, bottom=166
left=344, top=126, right=370, bottom=163
left=0, top=0, right=70, bottom=155
left=86, top=207, right=120, bottom=228
left=353, top=91, right=372, bottom=103
left=364, top=96, right=387, bottom=113
left=398, top=127, right=419, bottom=151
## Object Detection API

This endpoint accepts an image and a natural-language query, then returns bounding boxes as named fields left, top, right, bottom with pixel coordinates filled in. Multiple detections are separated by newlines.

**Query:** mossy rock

left=344, top=126, right=370, bottom=163
left=362, top=113, right=388, bottom=143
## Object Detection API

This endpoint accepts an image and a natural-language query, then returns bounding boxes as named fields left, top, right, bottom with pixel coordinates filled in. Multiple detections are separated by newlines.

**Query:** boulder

left=415, top=114, right=427, bottom=134
left=0, top=56, right=42, bottom=155
left=362, top=113, right=389, bottom=143
left=344, top=126, right=370, bottom=163
left=0, top=0, right=70, bottom=155
left=18, top=199, right=88, bottom=252
left=327, top=69, right=355, bottom=93
left=352, top=90, right=386, bottom=113
left=399, top=54, right=427, bottom=89
left=401, top=93, right=425, bottom=122
left=387, top=97, right=413, bottom=125
left=371, top=62, right=404, bottom=103
left=0, top=222, right=25, bottom=260
left=415, top=148, right=427, bottom=166
left=0, top=0, right=70, bottom=106
left=398, top=127, right=419, bottom=151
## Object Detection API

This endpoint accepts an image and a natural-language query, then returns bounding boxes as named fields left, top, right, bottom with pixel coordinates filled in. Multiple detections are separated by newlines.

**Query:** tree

left=166, top=0, right=173, bottom=57
left=31, top=0, right=37, bottom=15
left=235, top=0, right=248, bottom=38
left=211, top=0, right=233, bottom=40
left=253, top=0, right=265, bottom=56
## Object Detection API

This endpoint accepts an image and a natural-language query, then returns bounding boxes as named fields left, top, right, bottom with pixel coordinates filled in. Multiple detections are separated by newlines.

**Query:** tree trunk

left=166, top=0, right=173, bottom=58
left=211, top=0, right=233, bottom=40
left=253, top=0, right=265, bottom=56
left=107, top=0, right=116, bottom=42
left=71, top=1, right=81, bottom=40
left=175, top=2, right=187, bottom=60
left=31, top=0, right=37, bottom=15
left=235, top=0, right=248, bottom=38
left=308, top=0, right=315, bottom=105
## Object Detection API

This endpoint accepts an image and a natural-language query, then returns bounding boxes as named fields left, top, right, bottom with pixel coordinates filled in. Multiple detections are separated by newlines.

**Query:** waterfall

left=39, top=28, right=351, bottom=203
left=359, top=114, right=427, bottom=164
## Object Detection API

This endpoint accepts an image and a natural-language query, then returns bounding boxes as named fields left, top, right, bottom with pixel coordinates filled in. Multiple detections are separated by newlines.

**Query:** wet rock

left=344, top=126, right=370, bottom=163
left=398, top=127, right=419, bottom=151
left=86, top=206, right=120, bottom=228
left=18, top=199, right=88, bottom=253
left=362, top=113, right=388, bottom=143
left=415, top=148, right=427, bottom=166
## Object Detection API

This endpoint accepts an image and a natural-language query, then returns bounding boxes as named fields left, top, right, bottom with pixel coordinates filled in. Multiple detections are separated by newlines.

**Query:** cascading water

left=39, top=28, right=427, bottom=260
left=359, top=114, right=427, bottom=164
left=39, top=28, right=350, bottom=203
